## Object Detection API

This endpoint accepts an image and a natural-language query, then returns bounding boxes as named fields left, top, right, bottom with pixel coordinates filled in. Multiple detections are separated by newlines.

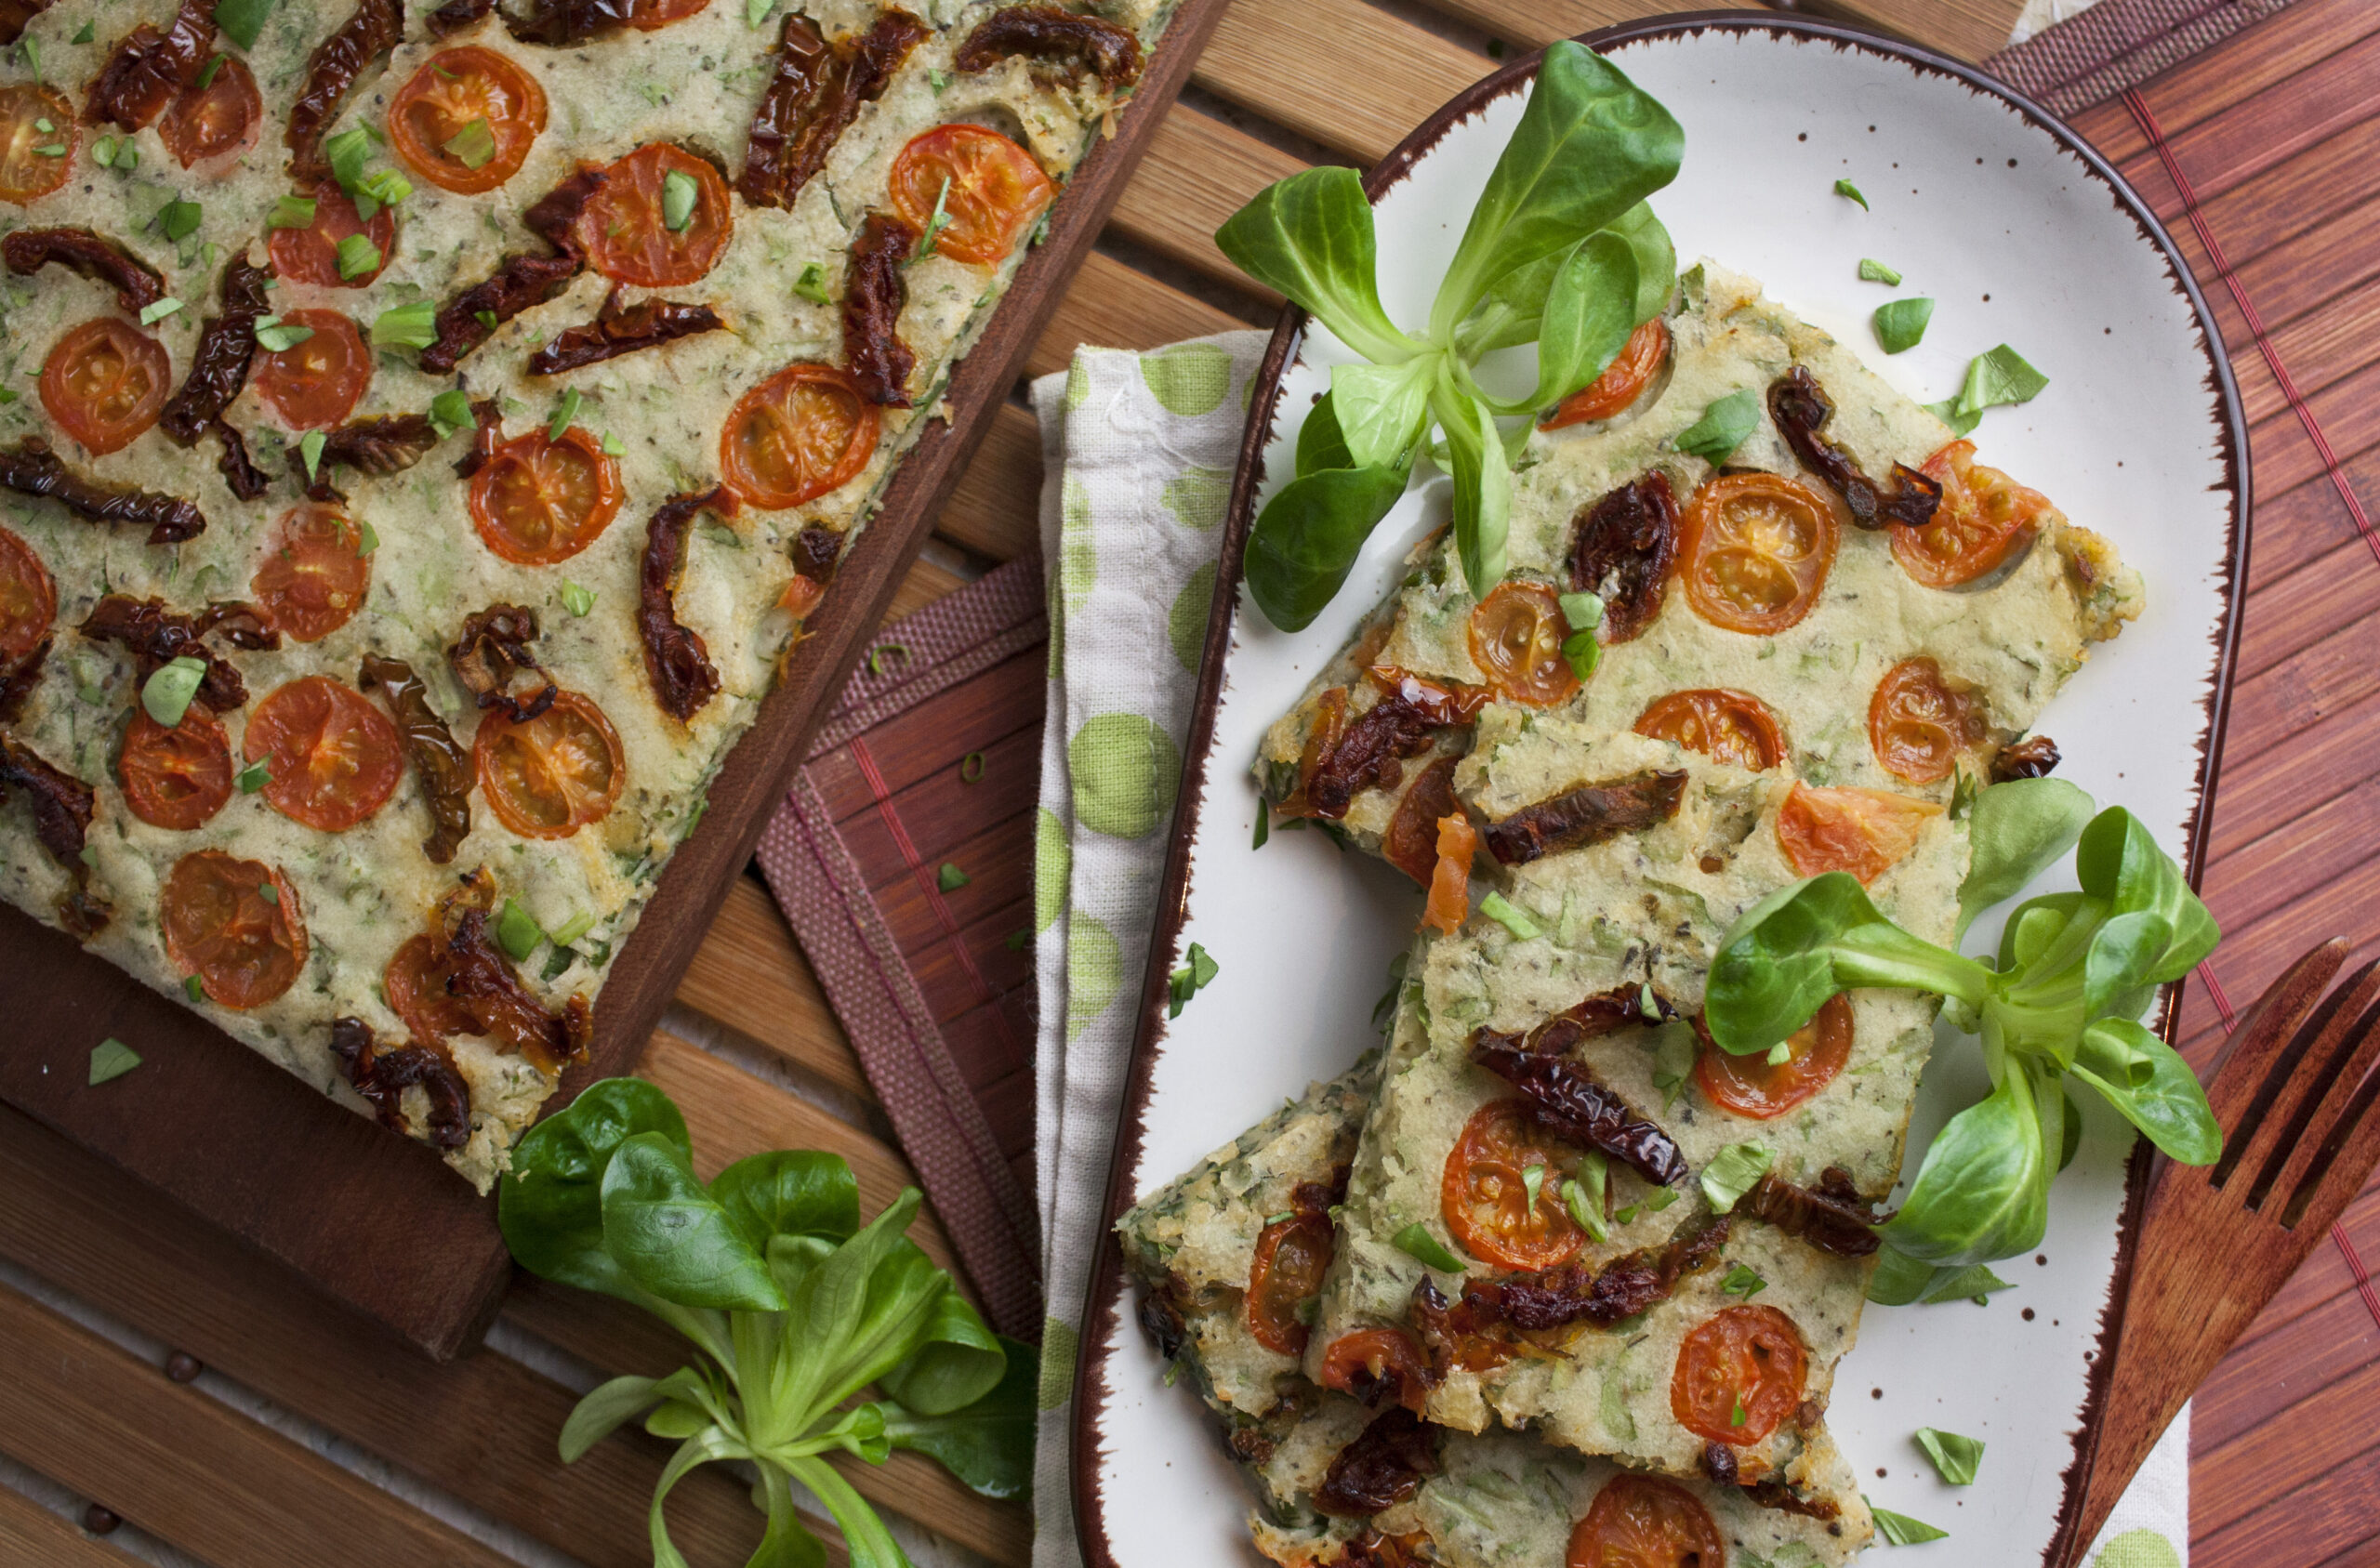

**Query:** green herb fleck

left=937, top=862, right=970, bottom=892
left=1562, top=1155, right=1610, bottom=1244
left=866, top=642, right=909, bottom=676
left=257, top=880, right=278, bottom=904
left=235, top=758, right=271, bottom=793
left=88, top=1038, right=142, bottom=1086
left=549, top=912, right=596, bottom=949
left=253, top=315, right=314, bottom=353
left=268, top=194, right=317, bottom=230
left=1167, top=941, right=1218, bottom=1019
left=335, top=232, right=382, bottom=282
left=908, top=176, right=955, bottom=266
left=496, top=898, right=544, bottom=961
left=1721, top=1264, right=1767, bottom=1298
left=158, top=199, right=204, bottom=242
left=139, top=296, right=183, bottom=326
left=184, top=974, right=205, bottom=1001
left=443, top=117, right=498, bottom=170
left=661, top=169, right=699, bottom=232
left=475, top=308, right=501, bottom=332
left=929, top=67, right=950, bottom=94
left=747, top=0, right=777, bottom=21
left=195, top=55, right=226, bottom=90
left=1834, top=178, right=1868, bottom=209
left=1561, top=626, right=1599, bottom=683
left=1674, top=388, right=1759, bottom=465
left=1872, top=296, right=1935, bottom=355
left=1868, top=1504, right=1949, bottom=1546
left=793, top=262, right=832, bottom=304
left=1479, top=890, right=1542, bottom=941
left=92, top=134, right=117, bottom=168
left=1730, top=1396, right=1746, bottom=1428
left=371, top=299, right=438, bottom=349
left=1699, top=1141, right=1772, bottom=1214
left=298, top=428, right=327, bottom=481
left=560, top=580, right=595, bottom=617
left=216, top=0, right=279, bottom=52
left=428, top=388, right=475, bottom=439
left=1557, top=591, right=1603, bottom=631
left=1252, top=805, right=1269, bottom=850
left=959, top=751, right=985, bottom=784
left=73, top=22, right=95, bottom=44
left=1391, top=1221, right=1464, bottom=1272
left=601, top=430, right=627, bottom=456
left=548, top=387, right=582, bottom=440
left=140, top=655, right=209, bottom=728
left=1859, top=257, right=1902, bottom=285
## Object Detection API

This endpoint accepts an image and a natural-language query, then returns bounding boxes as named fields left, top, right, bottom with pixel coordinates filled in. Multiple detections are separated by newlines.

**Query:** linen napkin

left=1021, top=335, right=2191, bottom=1568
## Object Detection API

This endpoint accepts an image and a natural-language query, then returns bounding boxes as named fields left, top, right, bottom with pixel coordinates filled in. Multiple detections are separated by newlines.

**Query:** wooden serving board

left=0, top=0, right=1230, bottom=1362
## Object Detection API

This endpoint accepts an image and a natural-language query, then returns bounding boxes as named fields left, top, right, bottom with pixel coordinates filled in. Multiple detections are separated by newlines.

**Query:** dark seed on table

left=82, top=1504, right=119, bottom=1534
left=165, top=1351, right=203, bottom=1382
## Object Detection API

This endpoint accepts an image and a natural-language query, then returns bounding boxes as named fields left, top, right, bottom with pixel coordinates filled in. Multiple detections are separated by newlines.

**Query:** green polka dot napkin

left=1018, top=331, right=2195, bottom=1566
left=1028, top=331, right=1264, bottom=1563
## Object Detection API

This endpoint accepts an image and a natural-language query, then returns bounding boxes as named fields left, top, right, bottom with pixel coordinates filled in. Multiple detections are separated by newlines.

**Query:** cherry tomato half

left=1541, top=320, right=1670, bottom=430
left=1383, top=754, right=1461, bottom=888
left=1776, top=783, right=1942, bottom=886
left=388, top=46, right=547, bottom=194
left=1678, top=471, right=1839, bottom=635
left=1317, top=1327, right=1431, bottom=1414
left=1869, top=657, right=1982, bottom=785
left=384, top=931, right=479, bottom=1046
left=1422, top=810, right=1476, bottom=937
left=1468, top=582, right=1580, bottom=707
left=1633, top=689, right=1787, bottom=771
left=249, top=309, right=372, bottom=430
left=720, top=362, right=879, bottom=510
left=118, top=706, right=234, bottom=831
left=252, top=505, right=372, bottom=643
left=624, top=0, right=712, bottom=25
left=1565, top=1473, right=1726, bottom=1568
left=162, top=849, right=306, bottom=1008
left=468, top=426, right=624, bottom=565
left=159, top=55, right=262, bottom=168
left=473, top=689, right=626, bottom=839
left=40, top=319, right=171, bottom=456
left=269, top=181, right=395, bottom=289
left=1670, top=1303, right=1806, bottom=1445
left=243, top=675, right=404, bottom=832
left=1896, top=439, right=2056, bottom=588
left=1247, top=1209, right=1333, bottom=1357
left=0, top=85, right=75, bottom=205
left=1442, top=1099, right=1583, bottom=1272
left=0, top=525, right=57, bottom=659
left=889, top=125, right=1055, bottom=268
left=1695, top=994, right=1854, bottom=1120
left=577, top=143, right=732, bottom=288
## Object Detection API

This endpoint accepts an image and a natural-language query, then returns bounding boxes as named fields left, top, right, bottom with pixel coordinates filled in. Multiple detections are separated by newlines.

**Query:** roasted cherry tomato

left=1897, top=439, right=2056, bottom=588
left=1695, top=994, right=1855, bottom=1120
left=1541, top=320, right=1670, bottom=430
left=249, top=309, right=372, bottom=430
left=161, top=849, right=306, bottom=1008
left=118, top=706, right=234, bottom=831
left=0, top=525, right=57, bottom=658
left=1318, top=1327, right=1431, bottom=1414
left=1468, top=582, right=1580, bottom=707
left=1442, top=1098, right=1583, bottom=1272
left=577, top=143, right=733, bottom=288
left=778, top=573, right=826, bottom=619
left=720, top=362, right=879, bottom=510
left=1869, top=657, right=1982, bottom=785
left=1678, top=471, right=1839, bottom=635
left=244, top=675, right=404, bottom=832
left=159, top=55, right=262, bottom=168
left=40, top=318, right=171, bottom=455
left=468, top=426, right=624, bottom=565
left=1422, top=809, right=1476, bottom=936
left=888, top=125, right=1056, bottom=268
left=474, top=688, right=626, bottom=839
left=1247, top=1209, right=1334, bottom=1356
left=1670, top=1303, right=1807, bottom=1445
left=624, top=0, right=713, bottom=24
left=0, top=85, right=75, bottom=204
left=1776, top=783, right=1942, bottom=885
left=251, top=505, right=372, bottom=643
left=1383, top=754, right=1461, bottom=888
left=1633, top=688, right=1787, bottom=771
left=269, top=181, right=395, bottom=289
left=1566, top=1473, right=1726, bottom=1568
left=384, top=931, right=479, bottom=1045
left=388, top=46, right=547, bottom=194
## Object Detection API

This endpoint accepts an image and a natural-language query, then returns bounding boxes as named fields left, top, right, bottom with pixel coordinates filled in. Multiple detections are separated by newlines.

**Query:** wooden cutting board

left=0, top=0, right=1229, bottom=1361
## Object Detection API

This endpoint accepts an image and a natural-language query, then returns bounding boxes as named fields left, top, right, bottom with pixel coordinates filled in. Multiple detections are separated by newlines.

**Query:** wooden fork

left=2053, top=937, right=2380, bottom=1564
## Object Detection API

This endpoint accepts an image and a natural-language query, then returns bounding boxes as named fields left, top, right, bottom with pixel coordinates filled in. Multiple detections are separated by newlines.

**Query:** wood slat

left=0, top=1278, right=517, bottom=1568
left=2192, top=1285, right=2380, bottom=1452
left=932, top=402, right=1044, bottom=564
left=1029, top=250, right=1248, bottom=376
left=1105, top=106, right=1302, bottom=296
left=0, top=1482, right=136, bottom=1568
left=1195, top=0, right=1487, bottom=164
left=676, top=876, right=877, bottom=1106
left=1415, top=0, right=1757, bottom=50
left=888, top=554, right=970, bottom=622
left=2066, top=0, right=2380, bottom=163
left=1807, top=0, right=2021, bottom=61
left=0, top=1105, right=774, bottom=1568
left=2192, top=1352, right=2380, bottom=1538
left=2194, top=1442, right=2380, bottom=1568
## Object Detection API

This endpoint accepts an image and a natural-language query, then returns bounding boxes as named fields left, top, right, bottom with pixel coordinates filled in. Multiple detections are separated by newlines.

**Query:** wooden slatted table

left=7, top=3, right=2377, bottom=1566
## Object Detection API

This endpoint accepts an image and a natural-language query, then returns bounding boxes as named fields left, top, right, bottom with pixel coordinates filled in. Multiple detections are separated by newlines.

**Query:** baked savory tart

left=0, top=0, right=1176, bottom=1188
left=1117, top=1063, right=1876, bottom=1567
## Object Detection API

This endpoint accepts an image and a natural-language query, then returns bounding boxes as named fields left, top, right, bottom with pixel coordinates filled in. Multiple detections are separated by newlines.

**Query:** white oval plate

left=1075, top=17, right=2247, bottom=1568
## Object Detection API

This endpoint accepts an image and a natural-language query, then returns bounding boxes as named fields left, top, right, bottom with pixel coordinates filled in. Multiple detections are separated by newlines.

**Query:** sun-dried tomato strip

left=499, top=0, right=640, bottom=45
left=1738, top=1167, right=1884, bottom=1258
left=426, top=0, right=496, bottom=35
left=329, top=1017, right=474, bottom=1150
left=0, top=638, right=47, bottom=725
left=159, top=255, right=271, bottom=445
left=1768, top=367, right=1941, bottom=531
left=0, top=0, right=54, bottom=48
left=1743, top=1478, right=1842, bottom=1522
left=1480, top=768, right=1687, bottom=866
left=436, top=870, right=592, bottom=1073
left=954, top=5, right=1143, bottom=85
left=1314, top=1408, right=1440, bottom=1519
left=212, top=420, right=271, bottom=501
left=452, top=397, right=504, bottom=479
left=449, top=603, right=558, bottom=723
left=1469, top=1003, right=1687, bottom=1186
left=791, top=524, right=840, bottom=584
left=1295, top=682, right=1465, bottom=822
left=0, top=440, right=205, bottom=546
left=844, top=211, right=918, bottom=406
left=84, top=0, right=213, bottom=131
left=361, top=655, right=473, bottom=864
left=3, top=228, right=167, bottom=313
left=294, top=413, right=443, bottom=502
left=639, top=488, right=730, bottom=723
left=0, top=733, right=92, bottom=875
left=1569, top=471, right=1678, bottom=643
left=1415, top=1211, right=1731, bottom=1367
left=527, top=289, right=723, bottom=376
left=1991, top=734, right=2060, bottom=782
left=79, top=595, right=276, bottom=713
left=285, top=0, right=404, bottom=185
left=737, top=9, right=930, bottom=210
left=418, top=169, right=605, bottom=375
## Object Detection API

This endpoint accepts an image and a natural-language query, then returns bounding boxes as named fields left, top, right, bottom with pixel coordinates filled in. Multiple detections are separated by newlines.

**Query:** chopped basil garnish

left=268, top=194, right=317, bottom=230
left=1558, top=591, right=1604, bottom=632
left=600, top=430, right=626, bottom=456
left=1479, top=890, right=1542, bottom=941
left=427, top=388, right=475, bottom=438
left=475, top=308, right=501, bottom=332
left=549, top=911, right=595, bottom=949
left=1730, top=1396, right=1746, bottom=1427
left=1166, top=940, right=1219, bottom=1019
left=1765, top=1038, right=1793, bottom=1066
left=1252, top=806, right=1269, bottom=850
left=72, top=21, right=96, bottom=44
left=31, top=143, right=66, bottom=158
left=443, top=117, right=497, bottom=171
left=158, top=198, right=204, bottom=243
left=908, top=176, right=956, bottom=266
left=356, top=520, right=379, bottom=555
left=371, top=300, right=437, bottom=350
left=216, top=0, right=278, bottom=52
left=357, top=168, right=412, bottom=212
left=1563, top=1153, right=1610, bottom=1243
left=1391, top=1221, right=1464, bottom=1272
left=496, top=898, right=544, bottom=961
left=234, top=757, right=270, bottom=792
left=1720, top=1263, right=1767, bottom=1298
left=139, top=296, right=183, bottom=326
left=1926, top=342, right=2050, bottom=436
left=253, top=314, right=313, bottom=352
left=1868, top=1504, right=1948, bottom=1546
left=1872, top=296, right=1934, bottom=355
left=792, top=262, right=831, bottom=304
left=1858, top=257, right=1902, bottom=285
left=1558, top=592, right=1604, bottom=682
left=660, top=169, right=699, bottom=232
left=1914, top=1427, right=1984, bottom=1485
left=324, top=125, right=372, bottom=191
left=1699, top=1140, right=1772, bottom=1213
left=747, top=0, right=776, bottom=24
left=92, top=134, right=117, bottom=168
left=183, top=974, right=205, bottom=1001
left=1833, top=177, right=1868, bottom=209
left=1646, top=1183, right=1680, bottom=1211
left=936, top=862, right=969, bottom=892
left=140, top=655, right=209, bottom=727
left=257, top=879, right=278, bottom=904
left=560, top=579, right=595, bottom=617
left=298, top=428, right=327, bottom=481
left=549, top=387, right=582, bottom=441
left=194, top=55, right=225, bottom=90
left=334, top=232, right=381, bottom=281
left=88, top=1037, right=143, bottom=1085
left=1673, top=387, right=1759, bottom=464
